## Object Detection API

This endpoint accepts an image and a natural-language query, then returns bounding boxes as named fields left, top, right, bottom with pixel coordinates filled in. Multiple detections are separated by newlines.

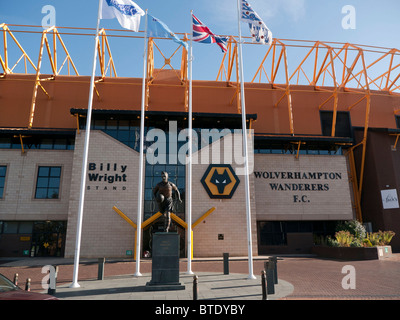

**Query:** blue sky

left=0, top=0, right=399, bottom=82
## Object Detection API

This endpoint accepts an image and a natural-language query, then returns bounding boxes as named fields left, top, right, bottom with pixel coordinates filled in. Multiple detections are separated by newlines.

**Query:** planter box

left=312, top=245, right=392, bottom=261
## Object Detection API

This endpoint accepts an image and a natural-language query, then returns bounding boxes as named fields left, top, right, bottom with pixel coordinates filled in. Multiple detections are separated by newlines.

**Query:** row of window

left=0, top=221, right=66, bottom=234
left=254, top=147, right=343, bottom=155
left=0, top=165, right=61, bottom=200
left=258, top=221, right=338, bottom=246
left=0, top=136, right=74, bottom=150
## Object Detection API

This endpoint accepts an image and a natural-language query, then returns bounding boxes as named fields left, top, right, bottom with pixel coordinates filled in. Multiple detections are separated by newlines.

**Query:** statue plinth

left=145, top=232, right=185, bottom=291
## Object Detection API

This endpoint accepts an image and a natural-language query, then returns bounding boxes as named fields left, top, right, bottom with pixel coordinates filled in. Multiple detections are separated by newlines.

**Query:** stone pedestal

left=146, top=232, right=185, bottom=291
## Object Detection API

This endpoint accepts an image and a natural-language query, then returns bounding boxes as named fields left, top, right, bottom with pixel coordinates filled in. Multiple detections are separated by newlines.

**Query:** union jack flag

left=192, top=14, right=228, bottom=53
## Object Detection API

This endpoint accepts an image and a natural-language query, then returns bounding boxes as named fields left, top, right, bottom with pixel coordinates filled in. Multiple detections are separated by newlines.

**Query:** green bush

left=350, top=238, right=364, bottom=248
left=379, top=230, right=395, bottom=245
left=335, top=231, right=353, bottom=247
left=318, top=221, right=397, bottom=248
left=326, top=236, right=339, bottom=247
left=336, top=220, right=366, bottom=240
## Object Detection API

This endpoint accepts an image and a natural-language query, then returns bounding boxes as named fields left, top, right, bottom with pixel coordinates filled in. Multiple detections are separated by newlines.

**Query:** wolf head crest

left=201, top=165, right=240, bottom=199
left=209, top=169, right=232, bottom=194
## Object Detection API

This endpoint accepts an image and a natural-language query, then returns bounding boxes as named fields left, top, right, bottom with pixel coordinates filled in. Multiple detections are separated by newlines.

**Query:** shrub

left=326, top=236, right=340, bottom=247
left=379, top=230, right=395, bottom=245
left=335, top=231, right=354, bottom=247
left=350, top=238, right=364, bottom=248
left=366, top=232, right=385, bottom=246
left=336, top=220, right=366, bottom=240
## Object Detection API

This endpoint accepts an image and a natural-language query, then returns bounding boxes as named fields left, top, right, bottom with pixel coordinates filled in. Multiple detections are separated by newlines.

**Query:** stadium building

left=0, top=24, right=399, bottom=258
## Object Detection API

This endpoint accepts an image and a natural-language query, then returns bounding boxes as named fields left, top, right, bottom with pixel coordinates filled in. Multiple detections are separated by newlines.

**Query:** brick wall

left=254, top=154, right=355, bottom=221
left=64, top=131, right=141, bottom=258
left=190, top=133, right=258, bottom=257
left=0, top=149, right=73, bottom=221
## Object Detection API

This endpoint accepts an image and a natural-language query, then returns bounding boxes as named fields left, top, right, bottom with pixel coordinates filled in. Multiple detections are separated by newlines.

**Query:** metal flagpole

left=70, top=0, right=102, bottom=288
left=186, top=10, right=194, bottom=275
left=134, top=9, right=148, bottom=277
left=236, top=0, right=256, bottom=280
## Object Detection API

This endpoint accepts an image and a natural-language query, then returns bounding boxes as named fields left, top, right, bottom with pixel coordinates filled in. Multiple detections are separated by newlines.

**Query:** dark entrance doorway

left=30, top=221, right=66, bottom=257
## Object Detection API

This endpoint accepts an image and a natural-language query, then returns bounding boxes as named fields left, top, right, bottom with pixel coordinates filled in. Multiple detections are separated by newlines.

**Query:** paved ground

left=1, top=254, right=399, bottom=300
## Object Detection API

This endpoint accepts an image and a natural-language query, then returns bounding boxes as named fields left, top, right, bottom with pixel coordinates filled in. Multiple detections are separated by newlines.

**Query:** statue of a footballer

left=153, top=171, right=182, bottom=232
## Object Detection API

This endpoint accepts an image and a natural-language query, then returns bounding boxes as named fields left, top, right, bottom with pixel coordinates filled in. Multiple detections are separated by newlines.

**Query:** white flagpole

left=70, top=0, right=102, bottom=288
left=236, top=0, right=256, bottom=280
left=186, top=10, right=194, bottom=275
left=134, top=9, right=148, bottom=277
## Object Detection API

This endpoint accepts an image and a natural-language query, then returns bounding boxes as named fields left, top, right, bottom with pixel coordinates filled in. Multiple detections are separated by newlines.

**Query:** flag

left=192, top=14, right=228, bottom=53
left=240, top=0, right=272, bottom=45
left=100, top=0, right=144, bottom=32
left=148, top=15, right=188, bottom=50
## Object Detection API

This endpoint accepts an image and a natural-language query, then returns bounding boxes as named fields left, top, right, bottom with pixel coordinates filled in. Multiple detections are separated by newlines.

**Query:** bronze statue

left=153, top=171, right=182, bottom=232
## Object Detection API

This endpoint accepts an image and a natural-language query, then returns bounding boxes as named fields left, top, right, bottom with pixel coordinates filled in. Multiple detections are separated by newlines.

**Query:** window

left=396, top=115, right=400, bottom=129
left=258, top=222, right=287, bottom=246
left=144, top=163, right=185, bottom=220
left=258, top=221, right=338, bottom=246
left=0, top=166, right=6, bottom=199
left=320, top=111, right=352, bottom=138
left=3, top=221, right=18, bottom=233
left=35, top=166, right=61, bottom=199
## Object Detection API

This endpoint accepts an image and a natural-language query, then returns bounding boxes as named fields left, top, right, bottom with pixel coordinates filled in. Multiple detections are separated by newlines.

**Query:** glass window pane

left=177, top=177, right=185, bottom=188
left=117, top=131, right=130, bottom=142
left=165, top=166, right=177, bottom=177
left=177, top=166, right=185, bottom=177
left=0, top=138, right=11, bottom=148
left=19, top=222, right=33, bottom=234
left=36, top=177, right=49, bottom=188
left=35, top=188, right=47, bottom=199
left=94, top=120, right=106, bottom=130
left=0, top=166, right=6, bottom=177
left=48, top=178, right=60, bottom=188
left=153, top=165, right=165, bottom=177
left=145, top=189, right=153, bottom=201
left=145, top=176, right=153, bottom=188
left=47, top=188, right=59, bottom=199
left=0, top=187, right=4, bottom=199
left=50, top=167, right=61, bottom=177
left=119, top=120, right=129, bottom=130
left=38, top=167, right=49, bottom=177
left=41, top=139, right=53, bottom=149
left=106, top=120, right=118, bottom=130
left=3, top=222, right=18, bottom=233
left=145, top=165, right=153, bottom=176
left=105, top=130, right=118, bottom=139
left=53, top=139, right=67, bottom=150
left=11, top=140, right=21, bottom=149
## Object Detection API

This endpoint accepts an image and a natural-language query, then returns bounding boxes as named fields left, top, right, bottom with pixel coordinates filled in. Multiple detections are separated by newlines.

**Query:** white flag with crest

left=100, top=0, right=144, bottom=32
left=240, top=0, right=272, bottom=45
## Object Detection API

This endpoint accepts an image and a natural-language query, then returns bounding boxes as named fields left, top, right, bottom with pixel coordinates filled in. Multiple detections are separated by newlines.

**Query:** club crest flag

left=148, top=15, right=188, bottom=50
left=240, top=0, right=272, bottom=45
left=101, top=0, right=144, bottom=32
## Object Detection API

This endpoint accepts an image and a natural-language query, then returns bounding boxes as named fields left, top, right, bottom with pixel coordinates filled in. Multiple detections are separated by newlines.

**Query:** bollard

left=98, top=257, right=105, bottom=280
left=270, top=256, right=278, bottom=284
left=193, top=275, right=198, bottom=300
left=264, top=260, right=275, bottom=295
left=25, top=278, right=31, bottom=291
left=261, top=270, right=267, bottom=300
left=13, top=273, right=18, bottom=286
left=223, top=253, right=229, bottom=275
left=48, top=265, right=58, bottom=295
